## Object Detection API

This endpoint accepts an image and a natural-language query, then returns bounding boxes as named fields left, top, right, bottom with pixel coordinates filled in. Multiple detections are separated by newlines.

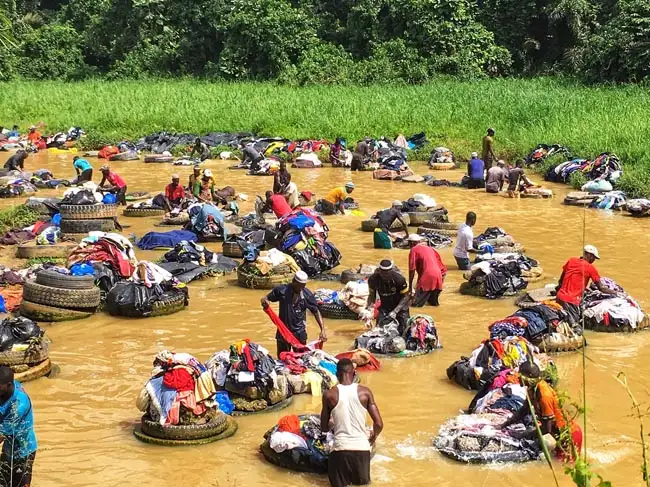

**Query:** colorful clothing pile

left=136, top=351, right=217, bottom=425
left=278, top=349, right=340, bottom=396
left=583, top=278, right=647, bottom=330
left=546, top=153, right=622, bottom=185
left=67, top=232, right=137, bottom=278
left=355, top=314, right=439, bottom=355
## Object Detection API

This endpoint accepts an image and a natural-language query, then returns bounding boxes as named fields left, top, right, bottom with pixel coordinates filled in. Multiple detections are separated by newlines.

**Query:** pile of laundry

left=205, top=340, right=291, bottom=413
left=261, top=414, right=331, bottom=473
left=270, top=209, right=341, bottom=276
left=278, top=349, right=340, bottom=396
left=29, top=169, right=70, bottom=190
left=414, top=231, right=453, bottom=249
left=314, top=280, right=372, bottom=325
left=68, top=232, right=136, bottom=279
left=158, top=241, right=238, bottom=283
left=239, top=248, right=301, bottom=277
left=582, top=278, right=648, bottom=331
left=434, top=410, right=542, bottom=464
left=136, top=351, right=223, bottom=426
left=525, top=143, right=571, bottom=166
left=133, top=132, right=256, bottom=153
left=355, top=314, right=439, bottom=356
left=398, top=194, right=445, bottom=215
left=0, top=216, right=59, bottom=246
left=626, top=199, right=650, bottom=217
left=428, top=147, right=455, bottom=167
left=460, top=253, right=541, bottom=299
left=61, top=183, right=105, bottom=205
left=446, top=335, right=552, bottom=391
left=0, top=175, right=37, bottom=198
left=561, top=179, right=627, bottom=210
left=473, top=227, right=522, bottom=254
left=546, top=153, right=622, bottom=186
left=185, top=203, right=229, bottom=240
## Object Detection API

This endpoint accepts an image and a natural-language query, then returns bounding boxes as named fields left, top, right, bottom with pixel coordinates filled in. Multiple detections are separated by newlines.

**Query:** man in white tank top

left=320, top=359, right=383, bottom=487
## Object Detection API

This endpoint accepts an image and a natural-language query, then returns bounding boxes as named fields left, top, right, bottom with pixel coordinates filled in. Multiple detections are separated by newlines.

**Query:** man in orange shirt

left=555, top=245, right=616, bottom=325
left=26, top=126, right=41, bottom=145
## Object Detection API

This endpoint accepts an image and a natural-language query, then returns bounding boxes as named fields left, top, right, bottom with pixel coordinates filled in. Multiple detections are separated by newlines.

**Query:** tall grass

left=2, top=78, right=650, bottom=194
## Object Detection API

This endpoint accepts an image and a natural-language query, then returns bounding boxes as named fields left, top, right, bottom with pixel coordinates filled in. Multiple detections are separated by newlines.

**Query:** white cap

left=392, top=200, right=402, bottom=207
left=497, top=159, right=505, bottom=166
left=203, top=169, right=213, bottom=177
left=379, top=260, right=394, bottom=271
left=408, top=234, right=424, bottom=242
left=471, top=152, right=478, bottom=158
left=345, top=182, right=355, bottom=189
left=294, top=270, right=309, bottom=283
left=171, top=173, right=180, bottom=180
left=584, top=245, right=600, bottom=259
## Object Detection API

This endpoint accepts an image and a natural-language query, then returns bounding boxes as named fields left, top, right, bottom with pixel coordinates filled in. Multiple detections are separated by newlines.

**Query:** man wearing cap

left=555, top=246, right=617, bottom=325
left=467, top=152, right=485, bottom=189
left=99, top=165, right=128, bottom=205
left=72, top=155, right=93, bottom=183
left=263, top=190, right=292, bottom=218
left=190, top=137, right=211, bottom=162
left=261, top=271, right=327, bottom=356
left=26, top=125, right=41, bottom=145
left=367, top=260, right=410, bottom=335
left=193, top=169, right=216, bottom=203
left=318, top=183, right=355, bottom=215
left=453, top=211, right=478, bottom=270
left=485, top=159, right=507, bottom=194
left=482, top=128, right=496, bottom=173
left=408, top=234, right=447, bottom=307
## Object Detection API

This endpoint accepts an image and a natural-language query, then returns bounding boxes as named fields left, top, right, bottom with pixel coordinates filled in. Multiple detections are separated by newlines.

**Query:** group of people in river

left=0, top=123, right=632, bottom=487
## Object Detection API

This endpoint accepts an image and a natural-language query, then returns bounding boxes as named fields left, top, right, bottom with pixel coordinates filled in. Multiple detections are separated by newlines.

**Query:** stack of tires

left=20, top=270, right=100, bottom=322
left=134, top=412, right=238, bottom=446
left=59, top=203, right=117, bottom=240
left=0, top=341, right=51, bottom=383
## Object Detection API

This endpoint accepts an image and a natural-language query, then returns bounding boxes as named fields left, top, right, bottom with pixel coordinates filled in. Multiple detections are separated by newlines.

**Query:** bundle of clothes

left=133, top=132, right=255, bottom=153
left=582, top=278, right=648, bottom=331
left=314, top=280, right=372, bottom=325
left=185, top=203, right=227, bottom=240
left=29, top=169, right=70, bottom=189
left=415, top=231, right=453, bottom=249
left=158, top=241, right=238, bottom=283
left=61, top=183, right=105, bottom=205
left=460, top=253, right=541, bottom=299
left=355, top=314, right=439, bottom=356
left=67, top=232, right=137, bottom=279
left=473, top=227, right=521, bottom=254
left=626, top=199, right=650, bottom=217
left=278, top=349, right=340, bottom=396
left=428, top=147, right=455, bottom=166
left=205, top=340, right=290, bottom=412
left=525, top=144, right=571, bottom=165
left=269, top=209, right=341, bottom=276
left=239, top=248, right=301, bottom=277
left=262, top=414, right=331, bottom=473
left=546, top=153, right=622, bottom=185
left=136, top=351, right=221, bottom=426
left=0, top=175, right=37, bottom=198
left=398, top=194, right=441, bottom=214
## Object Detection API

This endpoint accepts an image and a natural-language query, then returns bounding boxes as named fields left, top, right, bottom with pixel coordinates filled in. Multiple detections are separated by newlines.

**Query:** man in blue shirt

left=0, top=367, right=37, bottom=487
left=467, top=152, right=485, bottom=189
left=72, top=156, right=93, bottom=183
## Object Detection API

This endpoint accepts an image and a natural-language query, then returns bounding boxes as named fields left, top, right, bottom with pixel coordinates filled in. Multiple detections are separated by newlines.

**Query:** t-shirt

left=266, top=285, right=319, bottom=338
left=508, top=167, right=524, bottom=191
left=453, top=223, right=474, bottom=259
left=535, top=380, right=578, bottom=433
left=556, top=257, right=600, bottom=305
left=486, top=166, right=506, bottom=192
left=165, top=183, right=185, bottom=203
left=27, top=131, right=40, bottom=144
left=3, top=154, right=24, bottom=171
left=325, top=187, right=346, bottom=204
left=73, top=158, right=92, bottom=172
left=468, top=158, right=485, bottom=179
left=368, top=270, right=408, bottom=311
left=409, top=244, right=446, bottom=291
left=377, top=208, right=402, bottom=232
left=106, top=172, right=126, bottom=188
left=0, top=381, right=37, bottom=459
left=269, top=194, right=292, bottom=218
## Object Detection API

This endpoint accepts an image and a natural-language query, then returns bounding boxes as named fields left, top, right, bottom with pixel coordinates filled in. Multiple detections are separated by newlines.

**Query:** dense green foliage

left=0, top=204, right=40, bottom=234
left=0, top=0, right=648, bottom=83
left=2, top=78, right=650, bottom=197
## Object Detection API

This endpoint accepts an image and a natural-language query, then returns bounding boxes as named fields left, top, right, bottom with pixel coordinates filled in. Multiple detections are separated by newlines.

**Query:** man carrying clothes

left=243, top=143, right=264, bottom=173
left=263, top=190, right=292, bottom=218
left=190, top=138, right=211, bottom=162
left=482, top=128, right=496, bottom=173
left=467, top=152, right=485, bottom=189
left=556, top=245, right=616, bottom=325
left=261, top=271, right=327, bottom=356
left=485, top=159, right=507, bottom=193
left=0, top=366, right=37, bottom=487
left=317, top=182, right=354, bottom=215
left=99, top=165, right=128, bottom=205
left=408, top=234, right=447, bottom=307
left=3, top=151, right=27, bottom=172
left=500, top=361, right=582, bottom=461
left=72, top=156, right=93, bottom=183
left=453, top=211, right=477, bottom=271
left=321, top=359, right=383, bottom=487
left=367, top=260, right=410, bottom=335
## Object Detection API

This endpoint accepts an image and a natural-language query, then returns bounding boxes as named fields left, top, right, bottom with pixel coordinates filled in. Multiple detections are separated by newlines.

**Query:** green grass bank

left=2, top=78, right=650, bottom=196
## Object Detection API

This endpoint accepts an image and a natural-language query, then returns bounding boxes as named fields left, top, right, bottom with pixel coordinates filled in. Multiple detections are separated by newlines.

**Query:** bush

left=0, top=205, right=40, bottom=234
left=568, top=171, right=588, bottom=190
left=278, top=43, right=355, bottom=86
left=18, top=24, right=86, bottom=80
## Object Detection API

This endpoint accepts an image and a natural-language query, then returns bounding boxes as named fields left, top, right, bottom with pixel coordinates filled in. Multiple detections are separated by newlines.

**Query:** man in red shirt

left=556, top=245, right=616, bottom=324
left=161, top=174, right=185, bottom=212
left=263, top=190, right=292, bottom=218
left=407, top=234, right=447, bottom=307
left=99, top=165, right=128, bottom=205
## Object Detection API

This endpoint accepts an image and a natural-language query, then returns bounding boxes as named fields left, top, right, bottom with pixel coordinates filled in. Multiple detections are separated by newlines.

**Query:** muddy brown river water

left=1, top=151, right=649, bottom=487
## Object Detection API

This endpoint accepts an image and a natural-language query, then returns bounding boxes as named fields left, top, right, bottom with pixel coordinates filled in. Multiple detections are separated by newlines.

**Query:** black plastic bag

left=105, top=281, right=163, bottom=317
left=61, top=189, right=97, bottom=205
left=291, top=250, right=321, bottom=276
left=0, top=317, right=43, bottom=351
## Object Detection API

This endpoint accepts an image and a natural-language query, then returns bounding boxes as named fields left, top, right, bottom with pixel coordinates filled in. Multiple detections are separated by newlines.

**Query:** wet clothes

left=266, top=285, right=318, bottom=352
left=77, top=169, right=93, bottom=183
left=507, top=168, right=525, bottom=191
left=376, top=208, right=403, bottom=233
left=0, top=451, right=35, bottom=487
left=455, top=257, right=471, bottom=271
left=3, top=154, right=24, bottom=171
left=412, top=289, right=441, bottom=307
left=0, top=381, right=37, bottom=462
left=73, top=158, right=92, bottom=172
left=557, top=257, right=600, bottom=306
left=467, top=178, right=485, bottom=190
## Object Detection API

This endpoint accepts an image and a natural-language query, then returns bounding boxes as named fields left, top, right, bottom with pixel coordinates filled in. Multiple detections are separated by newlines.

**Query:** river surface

left=1, top=151, right=649, bottom=487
